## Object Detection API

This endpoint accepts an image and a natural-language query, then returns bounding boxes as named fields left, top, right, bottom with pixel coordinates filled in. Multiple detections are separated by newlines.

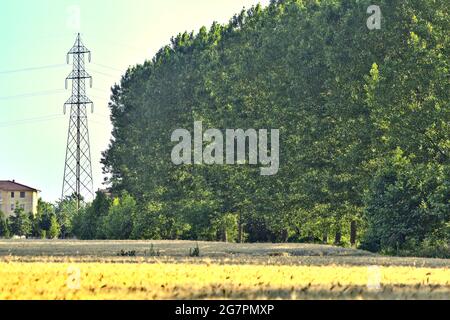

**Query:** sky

left=0, top=0, right=270, bottom=202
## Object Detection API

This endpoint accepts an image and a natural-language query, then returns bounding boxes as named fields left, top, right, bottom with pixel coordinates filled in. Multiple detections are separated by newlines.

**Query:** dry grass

left=0, top=240, right=449, bottom=300
left=0, top=239, right=369, bottom=257
left=0, top=261, right=449, bottom=300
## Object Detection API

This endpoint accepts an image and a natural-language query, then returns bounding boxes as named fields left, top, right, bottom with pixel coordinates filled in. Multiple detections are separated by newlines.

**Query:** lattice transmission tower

left=62, top=33, right=94, bottom=209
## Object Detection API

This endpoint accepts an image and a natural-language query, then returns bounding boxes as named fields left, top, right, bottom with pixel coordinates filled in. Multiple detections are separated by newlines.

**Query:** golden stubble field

left=0, top=240, right=449, bottom=300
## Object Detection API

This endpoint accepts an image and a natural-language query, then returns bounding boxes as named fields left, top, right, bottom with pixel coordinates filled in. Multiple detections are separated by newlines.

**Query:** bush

left=189, top=243, right=200, bottom=257
left=55, top=196, right=79, bottom=238
left=72, top=192, right=112, bottom=240
left=415, top=239, right=450, bottom=259
left=145, top=244, right=161, bottom=257
left=103, top=193, right=135, bottom=239
left=362, top=150, right=450, bottom=256
left=48, top=215, right=61, bottom=239
left=213, top=213, right=238, bottom=243
left=10, top=207, right=32, bottom=237
left=0, top=211, right=10, bottom=238
left=117, top=249, right=136, bottom=257
left=32, top=199, right=56, bottom=238
left=131, top=201, right=190, bottom=240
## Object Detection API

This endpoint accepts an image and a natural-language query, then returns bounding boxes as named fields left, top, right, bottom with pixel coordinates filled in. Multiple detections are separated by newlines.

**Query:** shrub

left=117, top=250, right=136, bottom=257
left=189, top=243, right=200, bottom=257
left=145, top=244, right=161, bottom=257
left=0, top=211, right=10, bottom=238
left=72, top=192, right=111, bottom=240
left=362, top=150, right=450, bottom=256
left=103, top=193, right=135, bottom=239
left=48, top=215, right=61, bottom=239
left=415, top=239, right=450, bottom=259
left=10, top=207, right=32, bottom=237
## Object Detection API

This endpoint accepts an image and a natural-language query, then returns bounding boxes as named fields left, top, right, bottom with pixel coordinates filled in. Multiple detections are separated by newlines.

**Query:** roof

left=0, top=180, right=39, bottom=192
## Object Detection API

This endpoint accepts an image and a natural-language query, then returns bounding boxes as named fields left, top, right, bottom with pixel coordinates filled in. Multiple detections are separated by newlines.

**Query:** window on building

left=11, top=204, right=14, bottom=211
left=11, top=192, right=15, bottom=198
left=20, top=192, right=26, bottom=198
left=20, top=204, right=25, bottom=210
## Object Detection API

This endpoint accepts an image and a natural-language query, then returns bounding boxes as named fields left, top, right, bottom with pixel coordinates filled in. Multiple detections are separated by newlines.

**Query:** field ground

left=0, top=240, right=449, bottom=299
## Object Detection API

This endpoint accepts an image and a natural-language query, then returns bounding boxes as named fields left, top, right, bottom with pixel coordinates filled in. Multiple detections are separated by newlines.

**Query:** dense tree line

left=2, top=0, right=447, bottom=257
left=0, top=199, right=61, bottom=239
left=98, top=0, right=449, bottom=255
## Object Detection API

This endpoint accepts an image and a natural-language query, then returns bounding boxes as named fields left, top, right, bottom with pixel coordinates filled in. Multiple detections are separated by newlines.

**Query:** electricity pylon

left=62, top=33, right=94, bottom=209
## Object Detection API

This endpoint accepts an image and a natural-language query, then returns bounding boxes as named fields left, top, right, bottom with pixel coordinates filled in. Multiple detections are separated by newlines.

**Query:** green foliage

left=131, top=200, right=191, bottom=240
left=362, top=150, right=450, bottom=253
left=32, top=199, right=56, bottom=238
left=189, top=243, right=200, bottom=257
left=48, top=215, right=61, bottom=239
left=102, top=193, right=135, bottom=240
left=10, top=207, right=32, bottom=237
left=0, top=211, right=10, bottom=238
left=413, top=239, right=450, bottom=259
left=55, top=195, right=79, bottom=238
left=117, top=249, right=136, bottom=257
left=72, top=191, right=112, bottom=240
left=216, top=213, right=239, bottom=243
left=93, top=0, right=449, bottom=256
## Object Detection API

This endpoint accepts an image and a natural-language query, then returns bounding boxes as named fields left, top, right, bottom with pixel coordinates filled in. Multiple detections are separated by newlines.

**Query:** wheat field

left=0, top=240, right=449, bottom=300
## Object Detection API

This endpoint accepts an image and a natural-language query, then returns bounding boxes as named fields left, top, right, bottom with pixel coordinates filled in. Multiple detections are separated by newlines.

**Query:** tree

left=10, top=206, right=32, bottom=237
left=362, top=149, right=450, bottom=253
left=0, top=211, right=10, bottom=238
left=99, top=0, right=449, bottom=253
left=48, top=215, right=61, bottom=239
left=32, top=199, right=56, bottom=238
left=103, top=193, right=135, bottom=239
left=55, top=195, right=79, bottom=238
left=72, top=191, right=112, bottom=240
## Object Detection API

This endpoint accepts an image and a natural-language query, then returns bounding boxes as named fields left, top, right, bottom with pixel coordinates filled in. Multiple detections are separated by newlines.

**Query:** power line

left=0, top=88, right=111, bottom=102
left=0, top=89, right=111, bottom=101
left=82, top=35, right=148, bottom=53
left=90, top=69, right=121, bottom=79
left=90, top=94, right=111, bottom=102
left=0, top=89, right=65, bottom=101
left=91, top=112, right=111, bottom=119
left=0, top=111, right=110, bottom=127
left=89, top=119, right=112, bottom=127
left=92, top=88, right=112, bottom=94
left=0, top=114, right=64, bottom=128
left=0, top=64, right=66, bottom=75
left=0, top=62, right=123, bottom=77
left=92, top=63, right=123, bottom=73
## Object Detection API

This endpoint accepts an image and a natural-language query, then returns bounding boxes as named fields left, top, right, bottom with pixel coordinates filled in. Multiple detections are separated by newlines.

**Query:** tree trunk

left=216, top=227, right=228, bottom=242
left=295, top=226, right=301, bottom=239
left=350, top=221, right=357, bottom=247
left=322, top=233, right=328, bottom=244
left=334, top=231, right=342, bottom=245
left=281, top=229, right=288, bottom=242
left=237, top=212, right=243, bottom=243
left=223, top=227, right=228, bottom=243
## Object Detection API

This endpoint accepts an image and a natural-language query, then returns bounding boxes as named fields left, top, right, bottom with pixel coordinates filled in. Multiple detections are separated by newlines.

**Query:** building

left=0, top=180, right=39, bottom=217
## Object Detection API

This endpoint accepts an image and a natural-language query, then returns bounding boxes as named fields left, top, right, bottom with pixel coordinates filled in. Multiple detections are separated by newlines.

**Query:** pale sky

left=0, top=0, right=270, bottom=202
